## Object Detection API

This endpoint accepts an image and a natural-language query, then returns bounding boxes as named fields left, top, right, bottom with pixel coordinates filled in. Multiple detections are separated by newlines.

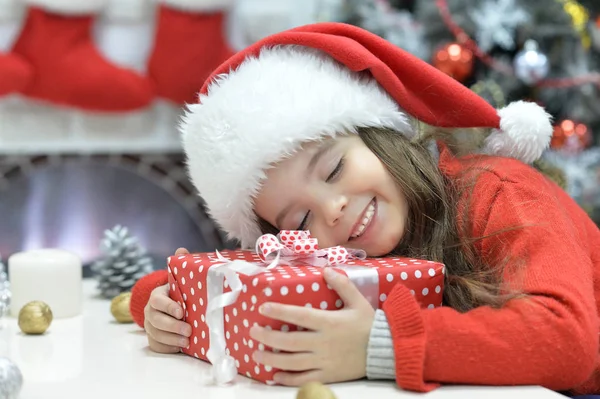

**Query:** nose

left=322, top=194, right=348, bottom=227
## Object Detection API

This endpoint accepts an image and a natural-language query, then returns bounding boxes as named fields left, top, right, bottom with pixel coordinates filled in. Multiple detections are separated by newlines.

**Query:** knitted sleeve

left=382, top=165, right=598, bottom=392
left=366, top=309, right=396, bottom=380
left=130, top=269, right=169, bottom=328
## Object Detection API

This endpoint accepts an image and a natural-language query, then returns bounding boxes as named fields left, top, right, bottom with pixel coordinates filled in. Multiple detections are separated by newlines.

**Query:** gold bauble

left=296, top=382, right=337, bottom=399
left=110, top=292, right=133, bottom=323
left=18, top=301, right=53, bottom=335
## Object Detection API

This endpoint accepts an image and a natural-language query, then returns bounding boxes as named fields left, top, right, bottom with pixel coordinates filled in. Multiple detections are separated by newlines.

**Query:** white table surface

left=0, top=279, right=566, bottom=399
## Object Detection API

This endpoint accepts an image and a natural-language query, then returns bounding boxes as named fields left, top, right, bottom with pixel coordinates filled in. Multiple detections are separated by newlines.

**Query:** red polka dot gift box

left=167, top=230, right=444, bottom=385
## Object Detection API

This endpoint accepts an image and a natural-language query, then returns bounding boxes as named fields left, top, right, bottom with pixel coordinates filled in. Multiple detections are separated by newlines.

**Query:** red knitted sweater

left=130, top=147, right=600, bottom=394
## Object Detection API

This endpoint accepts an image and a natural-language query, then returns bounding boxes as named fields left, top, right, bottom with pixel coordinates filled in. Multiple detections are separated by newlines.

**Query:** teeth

left=351, top=200, right=375, bottom=238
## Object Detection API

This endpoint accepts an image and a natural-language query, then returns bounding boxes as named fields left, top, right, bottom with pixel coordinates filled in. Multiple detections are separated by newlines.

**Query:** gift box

left=167, top=231, right=445, bottom=385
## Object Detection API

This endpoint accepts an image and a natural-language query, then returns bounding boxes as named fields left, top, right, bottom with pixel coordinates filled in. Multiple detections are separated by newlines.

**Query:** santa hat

left=180, top=22, right=553, bottom=248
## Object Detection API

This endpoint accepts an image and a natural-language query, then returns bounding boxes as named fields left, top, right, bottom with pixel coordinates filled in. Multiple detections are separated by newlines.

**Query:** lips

left=350, top=198, right=376, bottom=240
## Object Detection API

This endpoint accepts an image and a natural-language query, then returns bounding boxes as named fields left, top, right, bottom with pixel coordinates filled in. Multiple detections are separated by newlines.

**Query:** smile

left=350, top=198, right=376, bottom=239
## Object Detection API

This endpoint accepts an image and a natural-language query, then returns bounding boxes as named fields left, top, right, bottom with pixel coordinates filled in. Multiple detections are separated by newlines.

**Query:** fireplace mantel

left=0, top=98, right=183, bottom=155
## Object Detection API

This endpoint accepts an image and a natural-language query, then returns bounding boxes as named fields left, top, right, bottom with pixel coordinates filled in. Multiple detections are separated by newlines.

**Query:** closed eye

left=326, top=157, right=345, bottom=183
left=297, top=156, right=344, bottom=230
left=297, top=211, right=310, bottom=230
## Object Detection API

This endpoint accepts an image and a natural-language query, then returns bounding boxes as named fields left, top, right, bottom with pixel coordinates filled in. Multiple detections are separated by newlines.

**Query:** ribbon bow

left=255, top=230, right=366, bottom=267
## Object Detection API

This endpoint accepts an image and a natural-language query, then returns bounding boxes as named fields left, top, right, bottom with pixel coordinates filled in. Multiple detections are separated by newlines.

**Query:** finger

left=147, top=309, right=192, bottom=337
left=253, top=350, right=316, bottom=372
left=258, top=302, right=327, bottom=330
left=149, top=288, right=183, bottom=319
left=145, top=322, right=190, bottom=348
left=148, top=339, right=181, bottom=354
left=273, top=370, right=323, bottom=387
left=323, top=268, right=367, bottom=309
left=249, top=325, right=316, bottom=352
left=175, top=247, right=190, bottom=255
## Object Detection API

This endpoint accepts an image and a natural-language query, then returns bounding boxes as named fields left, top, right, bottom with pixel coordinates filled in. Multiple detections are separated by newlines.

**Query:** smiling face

left=253, top=135, right=409, bottom=256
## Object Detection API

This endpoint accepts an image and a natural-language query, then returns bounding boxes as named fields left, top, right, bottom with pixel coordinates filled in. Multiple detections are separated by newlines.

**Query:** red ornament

left=433, top=42, right=474, bottom=82
left=550, top=119, right=592, bottom=152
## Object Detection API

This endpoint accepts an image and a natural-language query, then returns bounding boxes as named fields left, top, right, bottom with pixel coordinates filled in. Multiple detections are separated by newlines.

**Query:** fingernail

left=179, top=338, right=189, bottom=347
left=174, top=308, right=183, bottom=319
left=252, top=351, right=262, bottom=362
left=259, top=304, right=271, bottom=315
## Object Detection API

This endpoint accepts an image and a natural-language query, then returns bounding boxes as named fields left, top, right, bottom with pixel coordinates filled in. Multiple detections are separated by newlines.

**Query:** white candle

left=8, top=249, right=82, bottom=319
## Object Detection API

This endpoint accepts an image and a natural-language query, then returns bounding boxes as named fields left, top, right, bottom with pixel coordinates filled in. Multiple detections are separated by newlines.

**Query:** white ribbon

left=205, top=251, right=264, bottom=384
left=335, top=265, right=380, bottom=310
left=204, top=252, right=380, bottom=384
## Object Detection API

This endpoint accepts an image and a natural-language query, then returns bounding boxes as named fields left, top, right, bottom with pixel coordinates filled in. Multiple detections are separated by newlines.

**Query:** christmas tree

left=91, top=225, right=154, bottom=299
left=335, top=0, right=600, bottom=223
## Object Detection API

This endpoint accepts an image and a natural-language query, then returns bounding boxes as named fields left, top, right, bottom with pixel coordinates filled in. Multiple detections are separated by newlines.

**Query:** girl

left=129, top=23, right=600, bottom=395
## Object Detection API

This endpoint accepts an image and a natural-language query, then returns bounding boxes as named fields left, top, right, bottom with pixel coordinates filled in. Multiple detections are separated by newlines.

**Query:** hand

left=144, top=247, right=192, bottom=353
left=249, top=268, right=376, bottom=386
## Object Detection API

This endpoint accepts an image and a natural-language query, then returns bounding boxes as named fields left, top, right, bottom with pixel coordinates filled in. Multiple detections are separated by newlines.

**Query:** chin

left=367, top=249, right=393, bottom=257
left=366, top=243, right=398, bottom=257
left=366, top=234, right=402, bottom=257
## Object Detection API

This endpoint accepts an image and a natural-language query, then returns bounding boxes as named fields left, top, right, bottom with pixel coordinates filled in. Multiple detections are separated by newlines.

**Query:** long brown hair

left=258, top=125, right=534, bottom=312
left=359, top=125, right=526, bottom=311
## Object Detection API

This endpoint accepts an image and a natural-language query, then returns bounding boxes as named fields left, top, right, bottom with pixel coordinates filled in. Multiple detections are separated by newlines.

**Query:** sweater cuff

left=366, top=309, right=396, bottom=380
left=382, top=284, right=439, bottom=392
left=130, top=269, right=169, bottom=328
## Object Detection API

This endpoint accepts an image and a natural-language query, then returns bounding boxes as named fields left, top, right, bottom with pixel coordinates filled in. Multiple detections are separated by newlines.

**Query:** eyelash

left=297, top=212, right=310, bottom=231
left=326, top=157, right=345, bottom=183
left=297, top=156, right=345, bottom=230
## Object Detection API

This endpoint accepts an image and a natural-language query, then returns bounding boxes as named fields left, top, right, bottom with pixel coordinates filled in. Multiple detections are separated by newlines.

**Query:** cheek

left=356, top=158, right=383, bottom=182
left=371, top=227, right=403, bottom=256
left=374, top=196, right=407, bottom=256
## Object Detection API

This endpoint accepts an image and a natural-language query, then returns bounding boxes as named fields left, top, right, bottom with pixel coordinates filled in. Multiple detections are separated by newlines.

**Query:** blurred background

left=0, top=0, right=598, bottom=277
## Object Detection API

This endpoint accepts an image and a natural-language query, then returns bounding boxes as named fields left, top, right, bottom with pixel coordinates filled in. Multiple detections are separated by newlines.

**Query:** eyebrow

left=274, top=141, right=336, bottom=229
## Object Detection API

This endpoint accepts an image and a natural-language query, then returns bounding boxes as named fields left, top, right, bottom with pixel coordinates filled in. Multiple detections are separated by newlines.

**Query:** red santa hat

left=180, top=22, right=553, bottom=248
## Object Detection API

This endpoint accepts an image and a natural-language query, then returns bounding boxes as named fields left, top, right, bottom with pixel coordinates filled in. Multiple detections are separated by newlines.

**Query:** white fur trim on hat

left=25, top=0, right=106, bottom=14
left=181, top=46, right=412, bottom=248
left=161, top=0, right=233, bottom=12
left=484, top=101, right=553, bottom=164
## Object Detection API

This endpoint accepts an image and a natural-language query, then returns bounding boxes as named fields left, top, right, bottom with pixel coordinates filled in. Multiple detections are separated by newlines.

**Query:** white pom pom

left=483, top=100, right=553, bottom=163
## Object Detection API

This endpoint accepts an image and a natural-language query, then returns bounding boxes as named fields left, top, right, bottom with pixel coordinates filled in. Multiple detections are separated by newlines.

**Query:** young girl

left=129, top=23, right=600, bottom=395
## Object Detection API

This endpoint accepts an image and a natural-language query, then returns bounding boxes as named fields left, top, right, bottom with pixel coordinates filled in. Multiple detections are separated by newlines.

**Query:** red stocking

left=11, top=0, right=155, bottom=112
left=0, top=52, right=32, bottom=95
left=0, top=0, right=32, bottom=95
left=148, top=0, right=234, bottom=105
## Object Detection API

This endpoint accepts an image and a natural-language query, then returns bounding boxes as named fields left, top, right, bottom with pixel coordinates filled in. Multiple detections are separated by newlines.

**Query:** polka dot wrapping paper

left=167, top=249, right=444, bottom=384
